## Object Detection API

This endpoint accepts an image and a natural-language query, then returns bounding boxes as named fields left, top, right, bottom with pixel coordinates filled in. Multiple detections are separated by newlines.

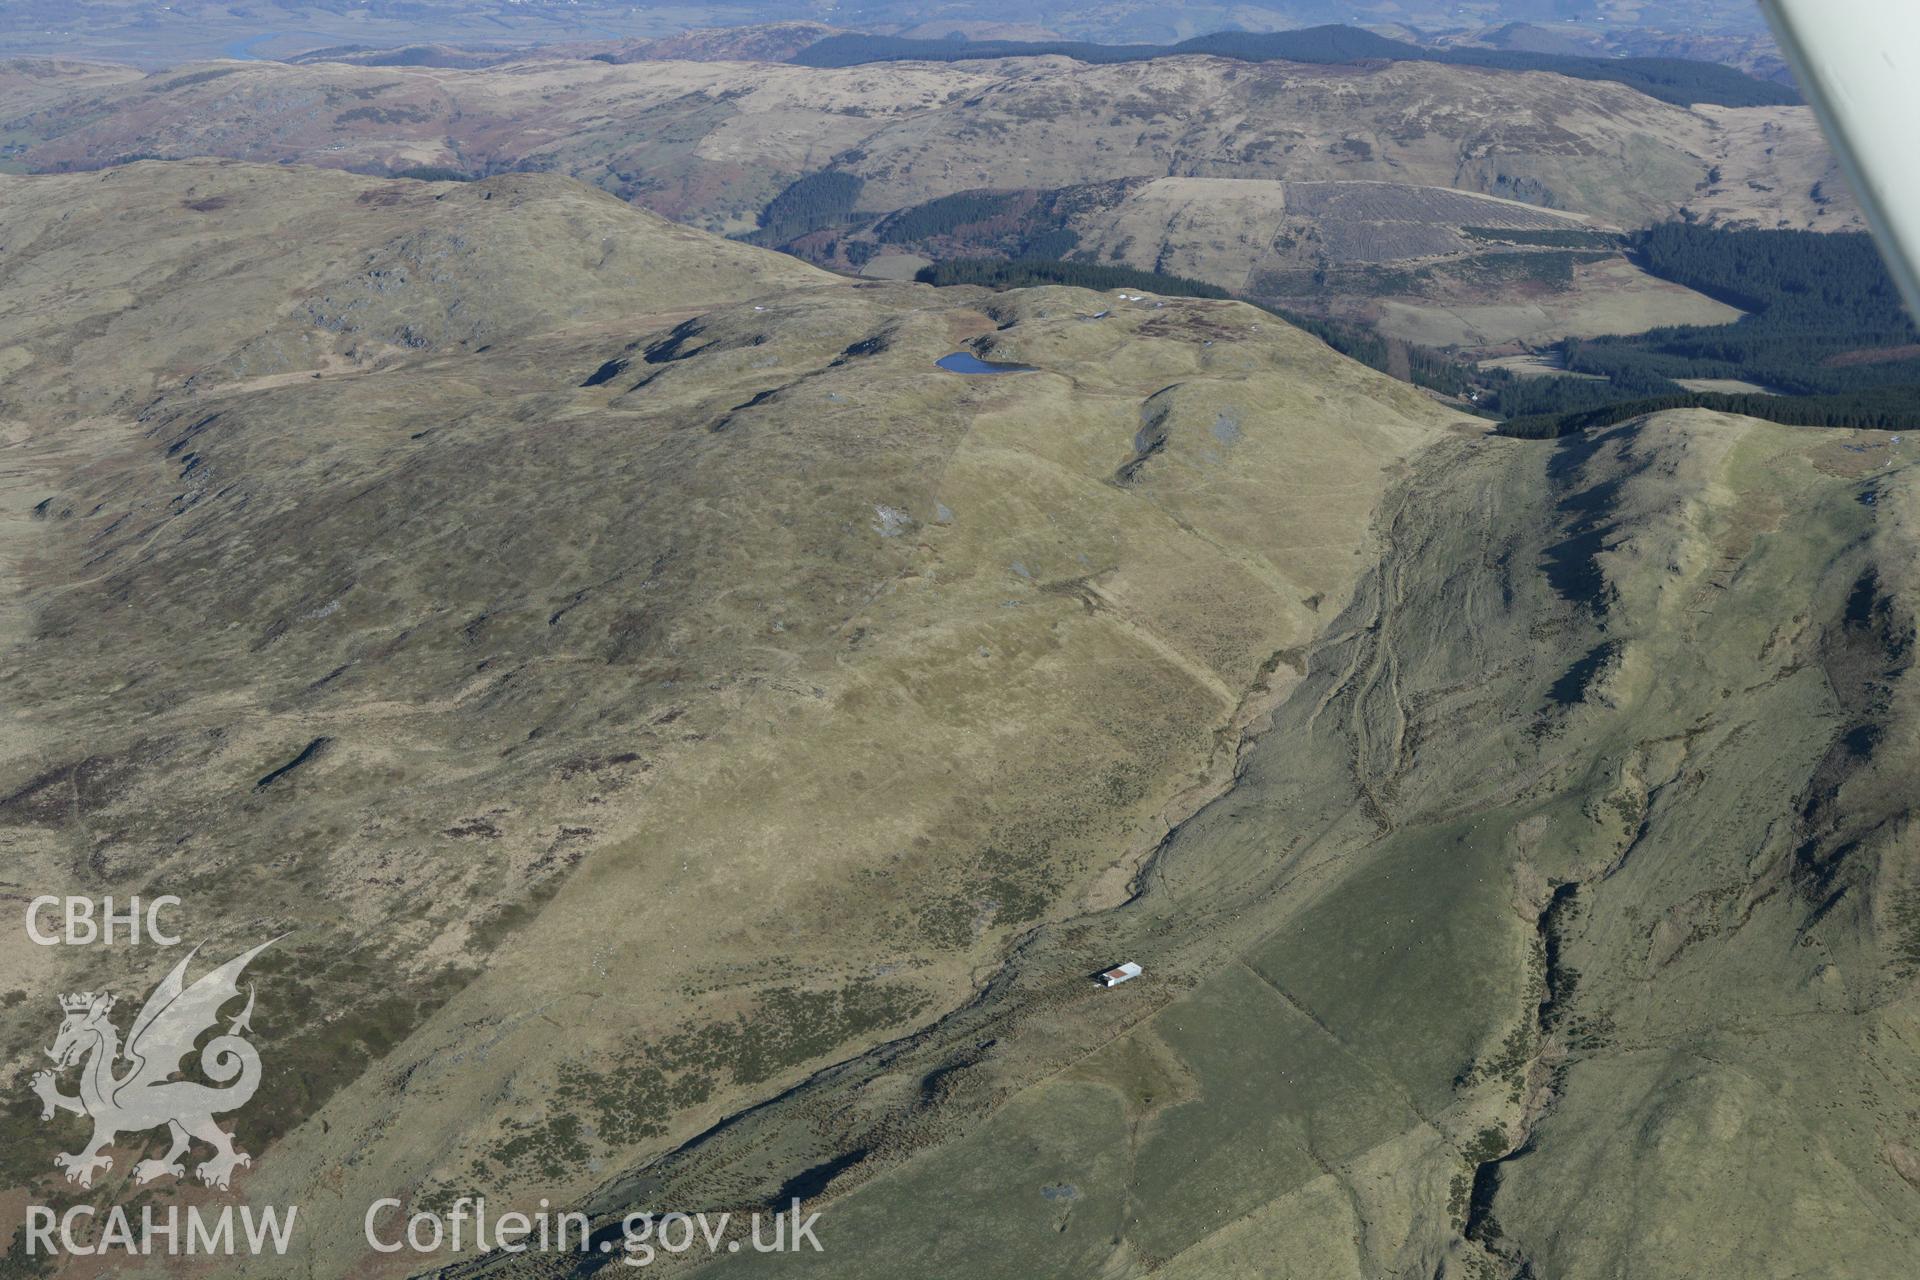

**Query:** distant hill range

left=292, top=22, right=843, bottom=70
left=1434, top=20, right=1792, bottom=86
left=790, top=23, right=1798, bottom=109
left=282, top=20, right=1798, bottom=110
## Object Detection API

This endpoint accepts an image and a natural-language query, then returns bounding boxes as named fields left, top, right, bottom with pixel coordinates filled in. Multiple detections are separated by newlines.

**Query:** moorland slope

left=1, top=159, right=1469, bottom=1274
left=0, top=141, right=1912, bottom=1280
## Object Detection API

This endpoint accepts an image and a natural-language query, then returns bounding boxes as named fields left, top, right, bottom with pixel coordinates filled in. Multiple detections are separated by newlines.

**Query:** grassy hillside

left=916, top=257, right=1474, bottom=397
left=0, top=159, right=1464, bottom=1275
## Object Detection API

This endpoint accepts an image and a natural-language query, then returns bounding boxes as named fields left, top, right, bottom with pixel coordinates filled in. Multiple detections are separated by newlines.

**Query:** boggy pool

left=935, top=351, right=1037, bottom=375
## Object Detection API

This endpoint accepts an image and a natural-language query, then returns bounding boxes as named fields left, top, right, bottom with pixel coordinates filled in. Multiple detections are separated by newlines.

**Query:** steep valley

left=446, top=406, right=1920, bottom=1279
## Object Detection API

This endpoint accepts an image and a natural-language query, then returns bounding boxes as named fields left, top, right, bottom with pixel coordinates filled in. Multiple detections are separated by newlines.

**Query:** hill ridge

left=789, top=22, right=1799, bottom=108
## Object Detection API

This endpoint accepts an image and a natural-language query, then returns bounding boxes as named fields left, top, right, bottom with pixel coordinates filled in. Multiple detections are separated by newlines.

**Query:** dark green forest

left=916, top=257, right=1230, bottom=298
left=752, top=172, right=865, bottom=246
left=790, top=25, right=1797, bottom=108
left=1499, top=387, right=1920, bottom=439
left=876, top=191, right=1025, bottom=243
left=1565, top=224, right=1919, bottom=393
left=868, top=189, right=1084, bottom=259
left=1487, top=224, right=1920, bottom=427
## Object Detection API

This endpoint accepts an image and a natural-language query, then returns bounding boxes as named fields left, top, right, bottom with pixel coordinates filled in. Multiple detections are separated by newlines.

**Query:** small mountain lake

left=936, top=351, right=1037, bottom=375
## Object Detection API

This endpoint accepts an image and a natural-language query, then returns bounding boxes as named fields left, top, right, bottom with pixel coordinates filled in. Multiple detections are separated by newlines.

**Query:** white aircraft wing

left=1761, top=0, right=1920, bottom=319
